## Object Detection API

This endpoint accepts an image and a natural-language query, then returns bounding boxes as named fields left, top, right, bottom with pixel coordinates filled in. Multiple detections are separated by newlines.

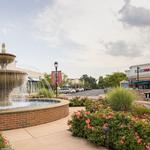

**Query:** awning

left=28, top=77, right=40, bottom=82
left=131, top=81, right=150, bottom=85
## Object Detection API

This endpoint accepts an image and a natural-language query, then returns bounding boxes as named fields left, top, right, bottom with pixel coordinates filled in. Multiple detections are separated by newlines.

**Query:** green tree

left=103, top=72, right=127, bottom=88
left=39, top=73, right=52, bottom=89
left=60, top=73, right=69, bottom=87
left=98, top=76, right=105, bottom=88
left=80, top=74, right=97, bottom=89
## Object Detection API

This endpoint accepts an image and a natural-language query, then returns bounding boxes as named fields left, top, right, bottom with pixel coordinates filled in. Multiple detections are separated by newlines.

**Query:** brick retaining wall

left=0, top=101, right=69, bottom=131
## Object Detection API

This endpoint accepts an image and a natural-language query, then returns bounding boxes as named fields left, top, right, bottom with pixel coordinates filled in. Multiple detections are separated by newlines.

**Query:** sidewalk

left=3, top=107, right=106, bottom=150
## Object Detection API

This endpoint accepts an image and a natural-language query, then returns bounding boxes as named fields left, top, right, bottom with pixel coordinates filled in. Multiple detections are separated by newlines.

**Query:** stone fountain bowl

left=0, top=70, right=27, bottom=101
left=0, top=53, right=16, bottom=64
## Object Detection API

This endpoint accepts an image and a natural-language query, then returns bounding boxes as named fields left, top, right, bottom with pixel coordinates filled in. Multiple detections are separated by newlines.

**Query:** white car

left=59, top=88, right=76, bottom=94
left=76, top=88, right=84, bottom=92
left=69, top=88, right=76, bottom=93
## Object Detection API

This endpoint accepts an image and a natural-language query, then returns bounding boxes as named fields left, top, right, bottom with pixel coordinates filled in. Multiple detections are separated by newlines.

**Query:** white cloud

left=33, top=0, right=150, bottom=77
left=119, top=0, right=150, bottom=27
left=105, top=40, right=143, bottom=57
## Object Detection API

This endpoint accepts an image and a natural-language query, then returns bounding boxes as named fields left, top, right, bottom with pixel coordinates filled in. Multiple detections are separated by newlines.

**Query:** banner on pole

left=51, top=71, right=62, bottom=86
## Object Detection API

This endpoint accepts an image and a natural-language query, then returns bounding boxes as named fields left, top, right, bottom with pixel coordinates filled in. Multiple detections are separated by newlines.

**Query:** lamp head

left=54, top=61, right=58, bottom=68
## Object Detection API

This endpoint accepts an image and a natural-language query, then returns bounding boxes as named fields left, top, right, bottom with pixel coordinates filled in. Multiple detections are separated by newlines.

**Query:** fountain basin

left=0, top=99, right=69, bottom=130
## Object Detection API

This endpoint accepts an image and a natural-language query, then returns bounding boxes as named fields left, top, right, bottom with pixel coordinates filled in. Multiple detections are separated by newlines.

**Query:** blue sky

left=0, top=0, right=150, bottom=78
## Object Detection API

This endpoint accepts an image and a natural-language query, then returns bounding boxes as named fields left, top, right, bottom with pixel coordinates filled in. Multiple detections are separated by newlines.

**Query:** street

left=69, top=89, right=105, bottom=97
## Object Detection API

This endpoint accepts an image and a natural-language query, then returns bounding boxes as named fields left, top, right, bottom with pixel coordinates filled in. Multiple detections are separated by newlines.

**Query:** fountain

left=0, top=43, right=26, bottom=106
left=0, top=43, right=69, bottom=130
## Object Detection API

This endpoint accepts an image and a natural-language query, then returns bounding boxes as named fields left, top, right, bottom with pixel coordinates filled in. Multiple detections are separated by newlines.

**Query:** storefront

left=125, top=63, right=150, bottom=89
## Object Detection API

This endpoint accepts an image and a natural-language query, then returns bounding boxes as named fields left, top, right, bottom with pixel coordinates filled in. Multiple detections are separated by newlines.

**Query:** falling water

left=0, top=43, right=27, bottom=106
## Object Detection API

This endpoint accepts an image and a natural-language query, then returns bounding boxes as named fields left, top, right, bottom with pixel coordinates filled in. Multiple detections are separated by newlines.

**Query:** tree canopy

left=80, top=74, right=97, bottom=89
left=98, top=72, right=127, bottom=88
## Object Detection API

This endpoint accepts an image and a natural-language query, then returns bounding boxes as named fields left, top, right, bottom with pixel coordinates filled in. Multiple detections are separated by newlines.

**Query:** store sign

left=51, top=71, right=62, bottom=86
left=143, top=68, right=150, bottom=72
left=135, top=68, right=150, bottom=73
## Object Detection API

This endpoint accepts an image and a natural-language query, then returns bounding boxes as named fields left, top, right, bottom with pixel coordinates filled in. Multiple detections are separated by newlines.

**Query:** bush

left=0, top=134, right=10, bottom=149
left=107, top=87, right=136, bottom=111
left=132, top=105, right=150, bottom=120
left=69, top=110, right=150, bottom=150
left=69, top=97, right=90, bottom=107
left=38, top=88, right=54, bottom=98
left=85, top=98, right=108, bottom=113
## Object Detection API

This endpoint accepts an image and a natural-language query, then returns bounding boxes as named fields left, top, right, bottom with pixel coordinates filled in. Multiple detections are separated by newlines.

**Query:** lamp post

left=137, top=66, right=140, bottom=82
left=137, top=66, right=140, bottom=89
left=54, top=61, right=58, bottom=97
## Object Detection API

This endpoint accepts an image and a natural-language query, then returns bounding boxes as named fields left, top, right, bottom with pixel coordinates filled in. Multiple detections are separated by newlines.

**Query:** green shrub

left=85, top=99, right=108, bottom=113
left=69, top=110, right=150, bottom=150
left=69, top=97, right=90, bottom=107
left=107, top=87, right=136, bottom=111
left=0, top=134, right=10, bottom=149
left=132, top=105, right=150, bottom=119
left=38, top=88, right=54, bottom=98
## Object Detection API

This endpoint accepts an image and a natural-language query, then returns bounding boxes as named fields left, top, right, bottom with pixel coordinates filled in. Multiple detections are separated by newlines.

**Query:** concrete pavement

left=3, top=107, right=106, bottom=150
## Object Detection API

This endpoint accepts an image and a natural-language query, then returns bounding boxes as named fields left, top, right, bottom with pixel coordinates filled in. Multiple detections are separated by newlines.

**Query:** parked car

left=76, top=88, right=84, bottom=92
left=69, top=88, right=76, bottom=93
left=84, top=87, right=92, bottom=91
left=58, top=87, right=76, bottom=94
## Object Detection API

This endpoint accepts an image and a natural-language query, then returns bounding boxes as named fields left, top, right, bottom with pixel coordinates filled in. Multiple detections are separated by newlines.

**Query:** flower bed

left=0, top=134, right=10, bottom=149
left=68, top=109, right=150, bottom=150
left=69, top=88, right=150, bottom=149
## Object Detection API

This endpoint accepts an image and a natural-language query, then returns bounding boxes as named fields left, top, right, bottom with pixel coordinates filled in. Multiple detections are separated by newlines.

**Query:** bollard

left=103, top=127, right=110, bottom=149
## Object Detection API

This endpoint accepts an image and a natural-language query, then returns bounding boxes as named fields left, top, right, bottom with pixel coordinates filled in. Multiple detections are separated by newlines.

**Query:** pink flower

left=86, top=124, right=93, bottom=129
left=107, top=114, right=113, bottom=119
left=103, top=123, right=108, bottom=128
left=3, top=137, right=9, bottom=145
left=85, top=111, right=90, bottom=115
left=85, top=119, right=91, bottom=124
left=137, top=139, right=142, bottom=144
left=75, top=111, right=81, bottom=118
left=145, top=142, right=150, bottom=150
left=119, top=139, right=125, bottom=144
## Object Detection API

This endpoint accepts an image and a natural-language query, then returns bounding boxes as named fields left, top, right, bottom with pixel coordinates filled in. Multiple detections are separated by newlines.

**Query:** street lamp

left=54, top=61, right=58, bottom=97
left=136, top=66, right=140, bottom=89
left=137, top=66, right=140, bottom=82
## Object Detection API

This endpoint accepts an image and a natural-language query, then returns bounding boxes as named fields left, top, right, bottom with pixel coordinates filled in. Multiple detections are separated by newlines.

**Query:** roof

left=28, top=77, right=40, bottom=82
left=130, top=63, right=150, bottom=69
left=120, top=80, right=129, bottom=83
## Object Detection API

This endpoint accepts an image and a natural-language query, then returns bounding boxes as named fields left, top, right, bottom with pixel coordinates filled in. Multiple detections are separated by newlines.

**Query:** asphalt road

left=69, top=89, right=104, bottom=97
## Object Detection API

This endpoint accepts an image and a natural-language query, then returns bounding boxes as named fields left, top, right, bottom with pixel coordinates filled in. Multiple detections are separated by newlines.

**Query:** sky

left=0, top=0, right=150, bottom=78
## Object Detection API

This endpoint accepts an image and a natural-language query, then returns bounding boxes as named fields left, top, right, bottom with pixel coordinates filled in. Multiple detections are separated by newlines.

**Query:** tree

left=102, top=72, right=127, bottom=88
left=39, top=73, right=52, bottom=90
left=98, top=76, right=105, bottom=89
left=59, top=73, right=69, bottom=87
left=80, top=74, right=97, bottom=89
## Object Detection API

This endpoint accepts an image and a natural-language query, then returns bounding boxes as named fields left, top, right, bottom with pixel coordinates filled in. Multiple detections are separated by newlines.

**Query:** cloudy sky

left=0, top=0, right=150, bottom=78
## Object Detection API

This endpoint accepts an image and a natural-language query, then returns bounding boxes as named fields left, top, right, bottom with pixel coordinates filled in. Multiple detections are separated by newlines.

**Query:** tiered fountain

left=0, top=43, right=69, bottom=131
left=0, top=43, right=26, bottom=106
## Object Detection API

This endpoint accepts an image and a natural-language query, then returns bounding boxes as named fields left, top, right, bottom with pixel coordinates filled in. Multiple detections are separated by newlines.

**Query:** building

left=125, top=63, right=150, bottom=89
left=8, top=61, right=44, bottom=94
left=68, top=78, right=83, bottom=88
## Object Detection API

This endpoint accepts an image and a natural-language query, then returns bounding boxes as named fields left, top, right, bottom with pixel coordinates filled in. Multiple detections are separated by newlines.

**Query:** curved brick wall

left=0, top=99, right=69, bottom=131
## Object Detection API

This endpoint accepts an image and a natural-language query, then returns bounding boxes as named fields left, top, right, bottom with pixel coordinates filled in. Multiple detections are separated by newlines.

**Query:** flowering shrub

left=107, top=87, right=136, bottom=111
left=132, top=105, right=150, bottom=120
left=0, top=134, right=10, bottom=149
left=69, top=97, right=91, bottom=107
left=69, top=110, right=150, bottom=150
left=85, top=98, right=108, bottom=113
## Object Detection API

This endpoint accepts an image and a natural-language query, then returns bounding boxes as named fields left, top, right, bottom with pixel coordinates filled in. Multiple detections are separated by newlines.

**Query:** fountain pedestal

left=0, top=43, right=27, bottom=106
